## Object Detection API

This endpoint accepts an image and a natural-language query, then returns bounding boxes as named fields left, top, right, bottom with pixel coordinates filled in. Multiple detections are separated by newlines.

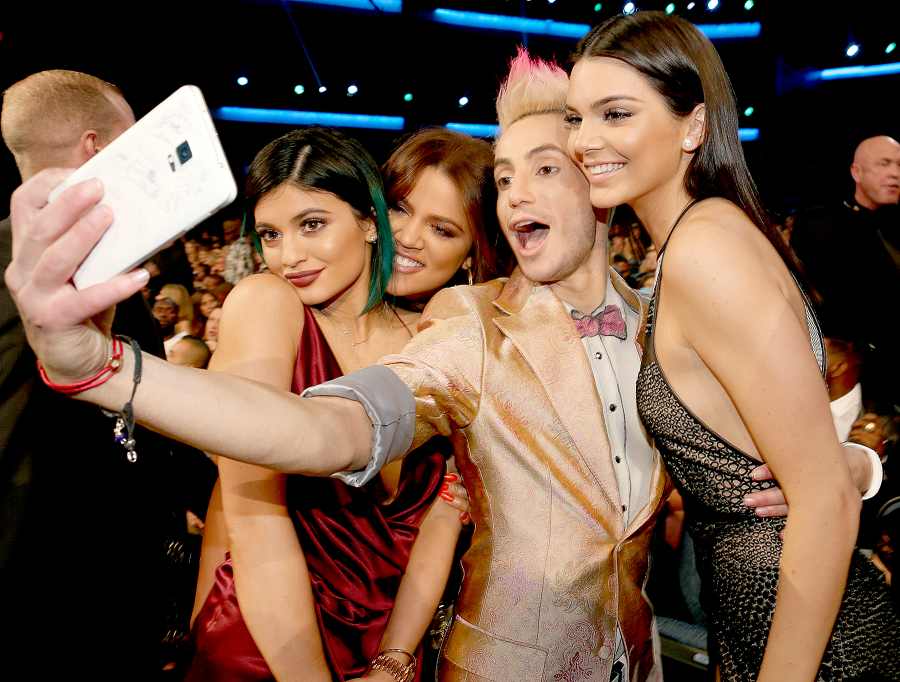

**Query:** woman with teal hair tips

left=187, top=126, right=499, bottom=681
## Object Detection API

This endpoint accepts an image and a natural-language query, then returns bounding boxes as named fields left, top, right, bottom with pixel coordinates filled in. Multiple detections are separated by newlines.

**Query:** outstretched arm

left=5, top=171, right=375, bottom=475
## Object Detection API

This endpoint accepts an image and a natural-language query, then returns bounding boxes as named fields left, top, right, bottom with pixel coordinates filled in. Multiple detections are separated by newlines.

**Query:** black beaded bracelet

left=111, top=335, right=143, bottom=463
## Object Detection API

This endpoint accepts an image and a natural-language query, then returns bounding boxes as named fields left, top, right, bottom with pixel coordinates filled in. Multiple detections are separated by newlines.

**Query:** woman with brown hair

left=564, top=11, right=899, bottom=681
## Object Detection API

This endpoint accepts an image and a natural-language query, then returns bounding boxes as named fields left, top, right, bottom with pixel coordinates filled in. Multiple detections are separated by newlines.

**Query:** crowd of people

left=1, top=9, right=898, bottom=682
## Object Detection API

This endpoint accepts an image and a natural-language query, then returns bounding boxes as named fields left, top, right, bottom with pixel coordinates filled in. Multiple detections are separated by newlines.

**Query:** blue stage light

left=429, top=8, right=759, bottom=41
left=286, top=0, right=401, bottom=12
left=807, top=62, right=900, bottom=81
left=430, top=9, right=589, bottom=39
left=446, top=123, right=499, bottom=137
left=214, top=107, right=405, bottom=130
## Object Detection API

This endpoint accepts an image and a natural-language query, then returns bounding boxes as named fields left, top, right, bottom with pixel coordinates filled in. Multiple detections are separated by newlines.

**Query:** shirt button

left=615, top=456, right=621, bottom=463
left=622, top=505, right=627, bottom=512
left=610, top=404, right=617, bottom=412
left=595, top=352, right=603, bottom=360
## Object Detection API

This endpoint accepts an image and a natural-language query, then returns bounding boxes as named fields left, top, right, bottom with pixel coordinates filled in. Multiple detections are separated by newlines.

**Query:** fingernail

left=440, top=483, right=449, bottom=492
left=439, top=492, right=454, bottom=502
left=460, top=512, right=470, bottom=523
left=132, top=268, right=150, bottom=286
left=89, top=178, right=104, bottom=194
left=444, top=473, right=458, bottom=482
left=750, top=469, right=764, bottom=481
left=743, top=494, right=756, bottom=506
left=755, top=506, right=770, bottom=517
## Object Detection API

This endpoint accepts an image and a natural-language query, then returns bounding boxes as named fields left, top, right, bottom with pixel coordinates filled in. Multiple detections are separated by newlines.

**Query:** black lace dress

left=636, top=213, right=900, bottom=681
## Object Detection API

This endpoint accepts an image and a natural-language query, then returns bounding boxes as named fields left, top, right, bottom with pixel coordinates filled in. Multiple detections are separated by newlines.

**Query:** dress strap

left=657, top=199, right=700, bottom=260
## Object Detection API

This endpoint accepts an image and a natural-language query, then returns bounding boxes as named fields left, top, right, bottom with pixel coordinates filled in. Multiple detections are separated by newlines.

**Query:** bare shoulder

left=223, top=272, right=301, bottom=313
left=217, top=273, right=305, bottom=349
left=661, top=199, right=778, bottom=303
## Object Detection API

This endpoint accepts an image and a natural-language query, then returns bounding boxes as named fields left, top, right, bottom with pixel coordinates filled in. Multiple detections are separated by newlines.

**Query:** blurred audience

left=168, top=336, right=212, bottom=369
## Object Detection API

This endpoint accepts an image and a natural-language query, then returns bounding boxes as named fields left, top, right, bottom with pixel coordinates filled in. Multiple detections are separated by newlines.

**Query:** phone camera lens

left=176, top=141, right=192, bottom=164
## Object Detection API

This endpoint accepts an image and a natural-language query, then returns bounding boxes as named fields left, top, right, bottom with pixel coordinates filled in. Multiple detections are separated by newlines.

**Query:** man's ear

left=78, top=130, right=101, bottom=162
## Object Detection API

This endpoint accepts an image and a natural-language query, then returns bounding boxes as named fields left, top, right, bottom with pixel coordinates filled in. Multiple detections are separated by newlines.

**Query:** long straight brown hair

left=574, top=12, right=796, bottom=267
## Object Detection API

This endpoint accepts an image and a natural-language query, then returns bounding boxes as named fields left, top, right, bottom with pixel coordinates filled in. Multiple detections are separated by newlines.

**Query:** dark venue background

left=1, top=0, right=898, bottom=218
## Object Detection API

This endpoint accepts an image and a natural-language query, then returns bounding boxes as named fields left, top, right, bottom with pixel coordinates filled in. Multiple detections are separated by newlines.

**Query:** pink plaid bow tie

left=571, top=304, right=627, bottom=340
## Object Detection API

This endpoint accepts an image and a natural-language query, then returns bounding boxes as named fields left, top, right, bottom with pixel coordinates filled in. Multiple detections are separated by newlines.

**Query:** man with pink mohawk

left=6, top=49, right=811, bottom=682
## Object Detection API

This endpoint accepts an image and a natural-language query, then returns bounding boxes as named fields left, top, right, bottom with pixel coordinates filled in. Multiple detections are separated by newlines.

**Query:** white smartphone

left=49, top=85, right=238, bottom=289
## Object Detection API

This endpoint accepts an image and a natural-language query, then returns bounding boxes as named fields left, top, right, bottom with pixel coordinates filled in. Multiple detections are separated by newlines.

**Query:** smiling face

left=493, top=113, right=600, bottom=284
left=565, top=56, right=700, bottom=212
left=253, top=182, right=375, bottom=306
left=386, top=166, right=474, bottom=300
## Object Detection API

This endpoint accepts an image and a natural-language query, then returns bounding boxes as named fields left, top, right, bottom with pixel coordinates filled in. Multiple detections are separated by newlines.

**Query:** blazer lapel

left=492, top=270, right=623, bottom=529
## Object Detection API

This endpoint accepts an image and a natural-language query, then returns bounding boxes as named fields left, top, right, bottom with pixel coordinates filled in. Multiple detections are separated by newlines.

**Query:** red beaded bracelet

left=37, top=336, right=124, bottom=395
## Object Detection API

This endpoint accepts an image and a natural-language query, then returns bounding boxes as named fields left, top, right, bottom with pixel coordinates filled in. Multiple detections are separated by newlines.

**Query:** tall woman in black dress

left=564, top=11, right=899, bottom=682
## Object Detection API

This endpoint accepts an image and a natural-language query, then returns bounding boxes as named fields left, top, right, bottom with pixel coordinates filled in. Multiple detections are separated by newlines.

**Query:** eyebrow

left=399, top=199, right=463, bottom=229
left=566, top=95, right=642, bottom=111
left=494, top=144, right=567, bottom=170
left=255, top=207, right=330, bottom=229
left=428, top=214, right=463, bottom=229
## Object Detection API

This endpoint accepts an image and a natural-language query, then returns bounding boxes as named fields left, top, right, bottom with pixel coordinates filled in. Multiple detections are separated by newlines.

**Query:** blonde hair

left=158, top=284, right=194, bottom=323
left=496, top=47, right=569, bottom=133
left=1, top=69, right=131, bottom=170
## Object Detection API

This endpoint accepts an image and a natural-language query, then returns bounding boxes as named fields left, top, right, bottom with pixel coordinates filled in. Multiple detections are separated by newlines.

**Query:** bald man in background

left=791, top=135, right=899, bottom=413
left=0, top=70, right=175, bottom=679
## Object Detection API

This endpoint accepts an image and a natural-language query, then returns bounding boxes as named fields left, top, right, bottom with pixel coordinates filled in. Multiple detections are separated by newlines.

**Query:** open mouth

left=394, top=254, right=425, bottom=273
left=510, top=220, right=550, bottom=251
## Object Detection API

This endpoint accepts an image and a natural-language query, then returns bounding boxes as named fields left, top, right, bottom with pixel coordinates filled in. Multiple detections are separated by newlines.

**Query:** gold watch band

left=368, top=649, right=416, bottom=682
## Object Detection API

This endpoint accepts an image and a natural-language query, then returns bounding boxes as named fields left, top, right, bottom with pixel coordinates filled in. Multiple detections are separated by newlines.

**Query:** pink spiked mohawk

left=496, top=46, right=569, bottom=132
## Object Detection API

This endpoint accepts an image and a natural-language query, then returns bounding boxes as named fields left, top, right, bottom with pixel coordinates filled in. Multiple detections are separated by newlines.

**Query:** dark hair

left=383, top=127, right=505, bottom=284
left=244, top=127, right=394, bottom=313
left=574, top=12, right=792, bottom=265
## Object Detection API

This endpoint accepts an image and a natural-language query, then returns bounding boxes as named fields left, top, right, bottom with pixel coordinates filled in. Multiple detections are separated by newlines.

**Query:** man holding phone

left=0, top=70, right=172, bottom=679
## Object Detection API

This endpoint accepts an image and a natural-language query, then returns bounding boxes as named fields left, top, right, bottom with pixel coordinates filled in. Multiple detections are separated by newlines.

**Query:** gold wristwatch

left=368, top=648, right=416, bottom=682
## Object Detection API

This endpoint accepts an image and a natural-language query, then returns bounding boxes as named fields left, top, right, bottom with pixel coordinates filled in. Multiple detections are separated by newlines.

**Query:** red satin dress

left=187, top=307, right=445, bottom=681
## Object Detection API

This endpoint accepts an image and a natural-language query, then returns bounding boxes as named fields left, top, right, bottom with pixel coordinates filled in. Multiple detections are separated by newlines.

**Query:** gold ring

left=864, top=422, right=877, bottom=433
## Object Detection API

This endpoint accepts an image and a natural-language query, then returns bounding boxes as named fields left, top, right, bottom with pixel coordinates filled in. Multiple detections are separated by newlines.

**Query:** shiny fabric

left=380, top=269, right=668, bottom=682
left=637, top=257, right=900, bottom=681
left=188, top=306, right=445, bottom=681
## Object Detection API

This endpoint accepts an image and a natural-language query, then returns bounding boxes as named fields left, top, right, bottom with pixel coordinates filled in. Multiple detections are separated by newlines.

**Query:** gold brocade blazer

left=382, top=268, right=668, bottom=682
